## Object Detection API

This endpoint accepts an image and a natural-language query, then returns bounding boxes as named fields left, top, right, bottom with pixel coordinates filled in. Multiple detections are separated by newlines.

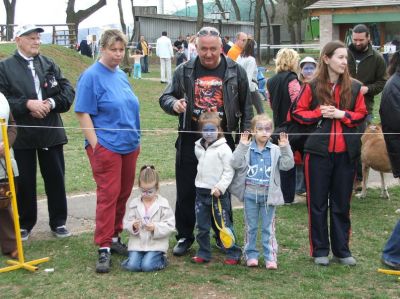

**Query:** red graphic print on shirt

left=193, top=76, right=224, bottom=121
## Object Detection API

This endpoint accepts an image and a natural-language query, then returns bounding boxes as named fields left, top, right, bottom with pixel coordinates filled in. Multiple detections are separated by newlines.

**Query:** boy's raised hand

left=240, top=131, right=251, bottom=145
left=278, top=132, right=289, bottom=147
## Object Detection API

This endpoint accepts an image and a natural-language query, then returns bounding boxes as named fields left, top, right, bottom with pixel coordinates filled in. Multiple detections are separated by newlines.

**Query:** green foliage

left=284, top=0, right=318, bottom=25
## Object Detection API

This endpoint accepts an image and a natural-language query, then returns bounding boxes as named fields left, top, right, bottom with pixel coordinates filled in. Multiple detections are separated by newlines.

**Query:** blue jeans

left=195, top=188, right=242, bottom=261
left=382, top=220, right=400, bottom=265
left=133, top=63, right=141, bottom=78
left=244, top=194, right=277, bottom=262
left=121, top=251, right=167, bottom=272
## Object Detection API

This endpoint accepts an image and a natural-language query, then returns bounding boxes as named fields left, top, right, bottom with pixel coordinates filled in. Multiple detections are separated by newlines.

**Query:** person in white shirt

left=156, top=31, right=174, bottom=84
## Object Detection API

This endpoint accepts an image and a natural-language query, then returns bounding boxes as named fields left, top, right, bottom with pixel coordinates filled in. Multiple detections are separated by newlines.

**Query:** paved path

left=30, top=170, right=398, bottom=240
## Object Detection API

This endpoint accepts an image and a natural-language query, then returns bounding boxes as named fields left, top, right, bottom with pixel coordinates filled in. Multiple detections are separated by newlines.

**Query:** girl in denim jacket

left=230, top=114, right=294, bottom=269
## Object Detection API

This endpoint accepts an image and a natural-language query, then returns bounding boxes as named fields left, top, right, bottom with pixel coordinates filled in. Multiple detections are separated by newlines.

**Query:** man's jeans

left=382, top=220, right=400, bottom=265
left=122, top=251, right=167, bottom=272
left=244, top=194, right=277, bottom=262
left=195, top=188, right=242, bottom=261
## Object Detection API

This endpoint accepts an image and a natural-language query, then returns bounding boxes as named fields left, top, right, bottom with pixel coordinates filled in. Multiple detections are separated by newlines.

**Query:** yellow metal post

left=0, top=118, right=49, bottom=273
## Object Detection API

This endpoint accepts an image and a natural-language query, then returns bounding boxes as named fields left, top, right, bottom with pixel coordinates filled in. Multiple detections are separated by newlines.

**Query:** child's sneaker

left=266, top=261, right=278, bottom=270
left=191, top=256, right=209, bottom=264
left=224, top=258, right=240, bottom=265
left=246, top=258, right=258, bottom=267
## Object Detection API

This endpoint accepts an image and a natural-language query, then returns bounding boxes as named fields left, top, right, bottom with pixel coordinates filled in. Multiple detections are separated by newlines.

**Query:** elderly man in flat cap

left=0, top=24, right=75, bottom=241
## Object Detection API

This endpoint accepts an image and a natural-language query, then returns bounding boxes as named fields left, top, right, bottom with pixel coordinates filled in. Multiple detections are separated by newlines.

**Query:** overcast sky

left=0, top=0, right=197, bottom=30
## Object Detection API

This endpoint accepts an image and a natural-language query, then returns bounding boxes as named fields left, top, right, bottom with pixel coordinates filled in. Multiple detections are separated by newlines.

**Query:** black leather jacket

left=159, top=55, right=253, bottom=133
left=0, top=51, right=75, bottom=149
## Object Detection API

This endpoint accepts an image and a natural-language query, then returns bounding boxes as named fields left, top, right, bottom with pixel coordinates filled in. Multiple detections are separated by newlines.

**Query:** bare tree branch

left=196, top=0, right=204, bottom=31
left=117, top=0, right=126, bottom=35
left=66, top=0, right=107, bottom=43
left=230, top=0, right=241, bottom=21
left=3, top=0, right=16, bottom=40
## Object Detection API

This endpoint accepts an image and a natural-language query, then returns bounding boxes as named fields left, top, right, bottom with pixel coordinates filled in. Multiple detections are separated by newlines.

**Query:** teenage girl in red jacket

left=292, top=41, right=367, bottom=266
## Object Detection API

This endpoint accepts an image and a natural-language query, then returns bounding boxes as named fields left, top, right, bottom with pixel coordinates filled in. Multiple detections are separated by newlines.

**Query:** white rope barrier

left=6, top=124, right=400, bottom=136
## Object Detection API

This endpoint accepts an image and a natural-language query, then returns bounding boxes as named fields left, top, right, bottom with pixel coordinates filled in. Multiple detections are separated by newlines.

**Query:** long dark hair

left=311, top=40, right=352, bottom=109
left=240, top=39, right=255, bottom=58
left=387, top=51, right=400, bottom=76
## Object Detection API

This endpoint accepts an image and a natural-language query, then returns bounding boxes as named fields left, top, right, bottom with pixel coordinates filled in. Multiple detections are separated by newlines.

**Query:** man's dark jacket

left=348, top=43, right=387, bottom=114
left=159, top=55, right=253, bottom=133
left=379, top=68, right=400, bottom=177
left=0, top=51, right=75, bottom=149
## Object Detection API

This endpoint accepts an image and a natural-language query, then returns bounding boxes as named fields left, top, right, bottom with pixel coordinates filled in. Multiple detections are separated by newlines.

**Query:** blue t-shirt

left=75, top=62, right=140, bottom=154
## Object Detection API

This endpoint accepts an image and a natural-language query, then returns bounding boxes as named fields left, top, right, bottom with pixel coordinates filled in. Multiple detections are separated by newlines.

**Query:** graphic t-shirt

left=192, top=58, right=226, bottom=131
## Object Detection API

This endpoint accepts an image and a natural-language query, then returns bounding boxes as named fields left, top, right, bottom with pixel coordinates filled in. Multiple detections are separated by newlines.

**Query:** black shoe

left=381, top=258, right=400, bottom=270
left=110, top=238, right=128, bottom=256
left=96, top=249, right=111, bottom=273
left=51, top=225, right=72, bottom=238
left=20, top=229, right=30, bottom=241
left=173, top=238, right=193, bottom=256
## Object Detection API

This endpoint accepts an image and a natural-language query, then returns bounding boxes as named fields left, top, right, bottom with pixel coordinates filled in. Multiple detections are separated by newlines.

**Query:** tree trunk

left=268, top=0, right=276, bottom=23
left=196, top=0, right=204, bottom=32
left=215, top=0, right=226, bottom=20
left=3, top=0, right=16, bottom=41
left=254, top=0, right=262, bottom=64
left=130, top=0, right=136, bottom=42
left=288, top=23, right=296, bottom=44
left=248, top=0, right=254, bottom=21
left=262, top=0, right=271, bottom=63
left=296, top=19, right=304, bottom=53
left=230, top=0, right=241, bottom=21
left=117, top=0, right=126, bottom=35
left=66, top=0, right=107, bottom=45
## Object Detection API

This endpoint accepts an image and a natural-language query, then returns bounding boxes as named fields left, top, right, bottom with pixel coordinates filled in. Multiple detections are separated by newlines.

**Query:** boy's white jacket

left=123, top=195, right=175, bottom=253
left=229, top=141, right=294, bottom=205
left=194, top=137, right=234, bottom=194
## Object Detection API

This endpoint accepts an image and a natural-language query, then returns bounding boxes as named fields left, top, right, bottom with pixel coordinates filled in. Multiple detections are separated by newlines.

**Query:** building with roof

left=306, top=0, right=400, bottom=48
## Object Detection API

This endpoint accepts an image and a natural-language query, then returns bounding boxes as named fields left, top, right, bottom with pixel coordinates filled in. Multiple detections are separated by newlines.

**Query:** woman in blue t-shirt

left=75, top=29, right=141, bottom=274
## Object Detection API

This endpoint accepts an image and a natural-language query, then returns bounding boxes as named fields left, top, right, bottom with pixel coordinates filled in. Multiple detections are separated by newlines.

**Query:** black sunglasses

left=197, top=29, right=220, bottom=37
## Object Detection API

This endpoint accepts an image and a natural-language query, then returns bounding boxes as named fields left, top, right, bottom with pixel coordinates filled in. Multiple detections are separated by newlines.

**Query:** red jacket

left=292, top=83, right=367, bottom=153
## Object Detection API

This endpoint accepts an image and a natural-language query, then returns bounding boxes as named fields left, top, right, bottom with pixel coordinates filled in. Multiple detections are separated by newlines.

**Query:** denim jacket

left=229, top=141, right=294, bottom=205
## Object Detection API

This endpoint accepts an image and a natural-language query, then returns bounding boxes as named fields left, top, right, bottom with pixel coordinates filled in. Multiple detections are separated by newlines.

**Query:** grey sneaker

left=96, top=249, right=111, bottom=273
left=110, top=238, right=128, bottom=256
left=52, top=225, right=71, bottom=238
left=333, top=256, right=357, bottom=266
left=314, top=256, right=329, bottom=266
left=20, top=229, right=30, bottom=241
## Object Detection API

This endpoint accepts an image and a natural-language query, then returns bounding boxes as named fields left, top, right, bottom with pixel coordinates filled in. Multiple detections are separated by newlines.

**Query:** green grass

left=0, top=187, right=399, bottom=298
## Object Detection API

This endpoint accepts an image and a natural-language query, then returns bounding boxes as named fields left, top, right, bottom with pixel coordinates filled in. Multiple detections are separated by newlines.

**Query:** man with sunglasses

left=160, top=26, right=253, bottom=256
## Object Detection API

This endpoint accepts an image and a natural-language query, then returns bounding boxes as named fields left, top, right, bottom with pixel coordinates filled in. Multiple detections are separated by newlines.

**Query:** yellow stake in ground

left=0, top=118, right=49, bottom=273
